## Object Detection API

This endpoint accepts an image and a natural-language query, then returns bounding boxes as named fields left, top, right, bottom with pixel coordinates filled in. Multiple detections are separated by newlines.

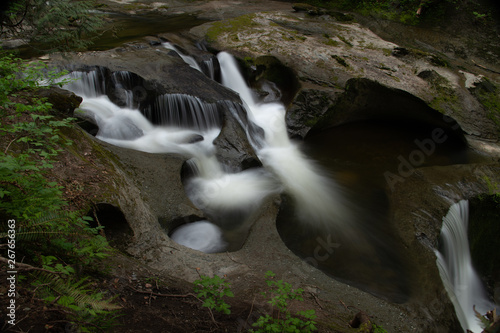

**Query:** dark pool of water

left=277, top=119, right=474, bottom=303
left=90, top=12, right=209, bottom=51
left=14, top=12, right=209, bottom=58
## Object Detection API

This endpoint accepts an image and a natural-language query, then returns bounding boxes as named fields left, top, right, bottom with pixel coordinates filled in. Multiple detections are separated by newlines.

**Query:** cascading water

left=60, top=47, right=353, bottom=254
left=61, top=68, right=281, bottom=252
left=216, top=52, right=354, bottom=237
left=146, top=93, right=222, bottom=129
left=162, top=42, right=202, bottom=72
left=112, top=71, right=135, bottom=108
left=436, top=200, right=496, bottom=332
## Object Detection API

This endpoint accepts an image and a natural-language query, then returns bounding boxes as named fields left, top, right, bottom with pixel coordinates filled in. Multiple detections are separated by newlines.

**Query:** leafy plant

left=193, top=274, right=234, bottom=315
left=0, top=54, right=116, bottom=331
left=373, top=324, right=389, bottom=333
left=32, top=271, right=120, bottom=331
left=251, top=271, right=317, bottom=333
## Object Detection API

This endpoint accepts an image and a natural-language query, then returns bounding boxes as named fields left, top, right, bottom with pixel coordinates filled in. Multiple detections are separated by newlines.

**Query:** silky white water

left=217, top=52, right=353, bottom=236
left=162, top=42, right=202, bottom=72
left=63, top=68, right=280, bottom=252
left=61, top=48, right=353, bottom=252
left=436, top=200, right=495, bottom=332
left=170, top=221, right=227, bottom=253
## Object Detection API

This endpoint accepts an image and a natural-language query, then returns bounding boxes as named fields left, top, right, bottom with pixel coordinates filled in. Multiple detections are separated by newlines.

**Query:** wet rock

left=246, top=55, right=301, bottom=106
left=35, top=86, right=83, bottom=117
left=213, top=101, right=260, bottom=170
left=286, top=87, right=339, bottom=139
left=50, top=42, right=259, bottom=170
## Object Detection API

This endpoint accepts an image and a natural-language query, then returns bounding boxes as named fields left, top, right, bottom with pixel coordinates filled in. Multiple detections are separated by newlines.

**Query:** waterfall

left=62, top=63, right=281, bottom=252
left=436, top=200, right=495, bottom=332
left=202, top=59, right=217, bottom=81
left=146, top=93, right=223, bottom=129
left=61, top=48, right=354, bottom=252
left=112, top=71, right=135, bottom=108
left=63, top=70, right=105, bottom=97
left=162, top=42, right=202, bottom=72
left=217, top=52, right=353, bottom=236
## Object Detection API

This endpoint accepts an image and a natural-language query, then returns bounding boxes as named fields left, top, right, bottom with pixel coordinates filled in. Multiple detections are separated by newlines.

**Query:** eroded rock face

left=189, top=6, right=500, bottom=332
left=286, top=86, right=340, bottom=139
left=308, top=78, right=466, bottom=139
left=194, top=10, right=500, bottom=141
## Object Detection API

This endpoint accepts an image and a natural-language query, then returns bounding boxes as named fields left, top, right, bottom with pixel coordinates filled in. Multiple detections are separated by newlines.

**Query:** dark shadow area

left=278, top=112, right=472, bottom=303
left=88, top=203, right=133, bottom=251
left=308, top=78, right=466, bottom=145
left=469, top=194, right=500, bottom=304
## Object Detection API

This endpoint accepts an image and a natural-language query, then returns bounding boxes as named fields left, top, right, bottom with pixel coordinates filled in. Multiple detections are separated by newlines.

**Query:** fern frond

left=5, top=230, right=69, bottom=242
left=27, top=211, right=70, bottom=228
left=0, top=210, right=92, bottom=241
left=32, top=271, right=121, bottom=312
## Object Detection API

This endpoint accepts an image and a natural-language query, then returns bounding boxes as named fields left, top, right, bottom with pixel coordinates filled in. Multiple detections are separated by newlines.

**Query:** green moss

left=323, top=38, right=339, bottom=47
left=428, top=89, right=460, bottom=114
left=206, top=14, right=258, bottom=42
left=388, top=74, right=401, bottom=82
left=428, top=54, right=449, bottom=67
left=474, top=83, right=500, bottom=135
left=337, top=35, right=353, bottom=47
left=122, top=3, right=148, bottom=10
left=382, top=48, right=392, bottom=56
left=331, top=54, right=349, bottom=67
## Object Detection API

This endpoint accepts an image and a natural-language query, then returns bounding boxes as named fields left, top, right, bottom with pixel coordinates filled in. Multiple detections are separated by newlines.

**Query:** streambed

left=45, top=2, right=500, bottom=330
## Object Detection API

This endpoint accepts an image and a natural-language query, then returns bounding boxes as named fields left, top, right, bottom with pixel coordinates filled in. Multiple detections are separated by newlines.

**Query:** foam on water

left=170, top=221, right=227, bottom=253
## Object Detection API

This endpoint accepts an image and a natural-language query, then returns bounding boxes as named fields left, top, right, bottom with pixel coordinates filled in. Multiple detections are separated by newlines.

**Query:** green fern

left=0, top=211, right=94, bottom=241
left=32, top=271, right=120, bottom=329
left=0, top=54, right=116, bottom=331
left=34, top=271, right=120, bottom=311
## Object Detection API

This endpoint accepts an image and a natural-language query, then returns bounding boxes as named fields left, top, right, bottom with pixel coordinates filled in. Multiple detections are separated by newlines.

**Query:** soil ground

left=1, top=253, right=355, bottom=332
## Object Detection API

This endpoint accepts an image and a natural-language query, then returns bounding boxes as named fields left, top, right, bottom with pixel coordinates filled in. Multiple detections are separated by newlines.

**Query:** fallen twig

left=127, top=285, right=197, bottom=299
left=0, top=256, right=62, bottom=274
left=309, top=292, right=323, bottom=310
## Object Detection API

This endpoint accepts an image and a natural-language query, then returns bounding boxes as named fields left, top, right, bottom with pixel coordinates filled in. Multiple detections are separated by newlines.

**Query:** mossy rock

left=206, top=14, right=258, bottom=43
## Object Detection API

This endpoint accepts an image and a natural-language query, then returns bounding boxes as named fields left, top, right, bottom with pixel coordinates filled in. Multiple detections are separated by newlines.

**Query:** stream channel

left=56, top=10, right=498, bottom=332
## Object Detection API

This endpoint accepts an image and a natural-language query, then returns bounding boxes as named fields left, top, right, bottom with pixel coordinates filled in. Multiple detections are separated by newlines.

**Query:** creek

left=60, top=41, right=497, bottom=330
